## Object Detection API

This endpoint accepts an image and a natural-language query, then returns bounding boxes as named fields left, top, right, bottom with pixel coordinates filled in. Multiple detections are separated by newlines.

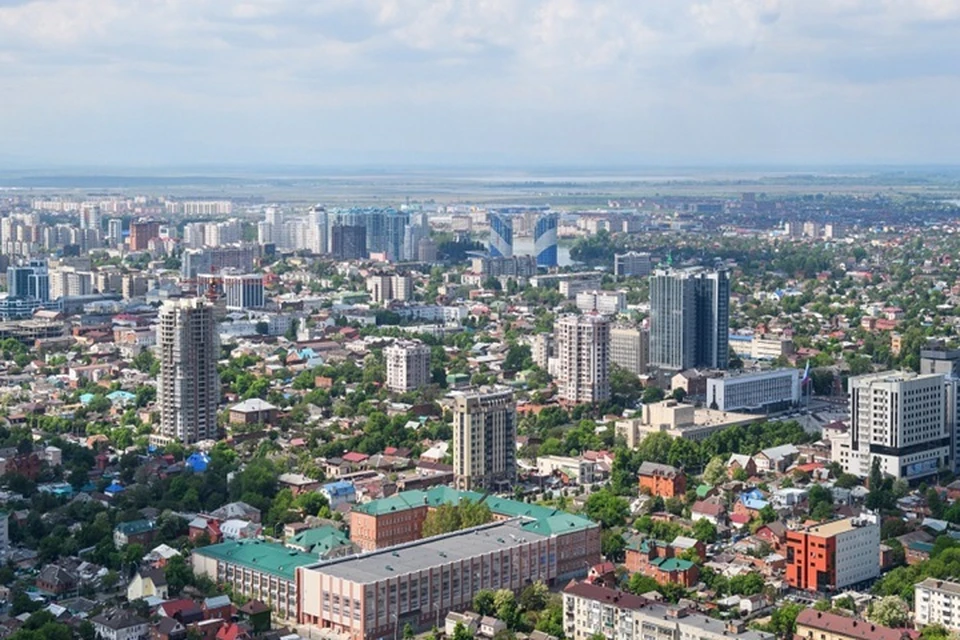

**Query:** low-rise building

left=114, top=520, right=156, bottom=549
left=706, top=369, right=801, bottom=413
left=796, top=609, right=910, bottom=640
left=638, top=462, right=686, bottom=498
left=127, top=568, right=168, bottom=601
left=915, top=577, right=960, bottom=630
left=228, top=399, right=278, bottom=425
left=91, top=609, right=150, bottom=640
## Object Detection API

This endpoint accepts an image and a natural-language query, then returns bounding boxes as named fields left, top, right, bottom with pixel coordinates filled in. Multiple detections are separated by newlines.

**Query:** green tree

left=584, top=490, right=629, bottom=528
left=473, top=590, right=496, bottom=616
left=692, top=519, right=718, bottom=544
left=642, top=387, right=665, bottom=404
left=702, top=456, right=727, bottom=485
left=867, top=596, right=911, bottom=628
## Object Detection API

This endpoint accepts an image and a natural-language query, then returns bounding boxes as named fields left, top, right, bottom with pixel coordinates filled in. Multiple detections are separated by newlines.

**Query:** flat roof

left=917, top=577, right=960, bottom=595
left=804, top=518, right=859, bottom=537
left=195, top=540, right=317, bottom=581
left=304, top=520, right=545, bottom=584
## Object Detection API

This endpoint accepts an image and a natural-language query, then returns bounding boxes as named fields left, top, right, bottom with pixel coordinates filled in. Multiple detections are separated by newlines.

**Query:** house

left=153, top=616, right=187, bottom=640
left=753, top=444, right=800, bottom=474
left=341, top=451, right=370, bottom=469
left=586, top=561, right=617, bottom=587
left=671, top=536, right=706, bottom=561
left=143, top=544, right=181, bottom=568
left=237, top=600, right=271, bottom=633
left=320, top=480, right=356, bottom=509
left=691, top=498, right=726, bottom=526
left=209, top=502, right=261, bottom=524
left=638, top=462, right=686, bottom=498
left=127, top=568, right=168, bottom=601
left=114, top=520, right=156, bottom=549
left=91, top=609, right=150, bottom=640
left=202, top=595, right=233, bottom=621
left=755, top=522, right=788, bottom=550
left=189, top=517, right=222, bottom=544
left=446, top=612, right=480, bottom=638
left=277, top=473, right=320, bottom=496
left=228, top=399, right=278, bottom=425
left=734, top=489, right=770, bottom=519
left=216, top=622, right=250, bottom=640
left=479, top=616, right=507, bottom=638
left=728, top=454, right=756, bottom=478
left=219, top=519, right=261, bottom=541
left=36, top=564, right=77, bottom=595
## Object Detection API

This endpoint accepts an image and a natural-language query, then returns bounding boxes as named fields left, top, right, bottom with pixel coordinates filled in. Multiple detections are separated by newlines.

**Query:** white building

left=614, top=252, right=652, bottom=278
left=610, top=324, right=648, bottom=376
left=385, top=340, right=431, bottom=392
left=915, top=578, right=960, bottom=630
left=834, top=372, right=950, bottom=481
left=555, top=314, right=610, bottom=404
left=706, top=369, right=801, bottom=412
left=392, top=274, right=414, bottom=302
left=575, top=290, right=626, bottom=315
left=223, top=273, right=264, bottom=310
left=90, top=610, right=149, bottom=640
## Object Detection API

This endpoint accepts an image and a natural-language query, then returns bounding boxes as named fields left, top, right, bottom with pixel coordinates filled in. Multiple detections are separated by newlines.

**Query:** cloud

left=0, top=0, right=958, bottom=165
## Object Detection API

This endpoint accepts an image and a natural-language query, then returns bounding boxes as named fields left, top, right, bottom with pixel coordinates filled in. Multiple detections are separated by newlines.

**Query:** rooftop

left=802, top=517, right=865, bottom=538
left=194, top=539, right=317, bottom=581
left=304, top=520, right=546, bottom=584
left=796, top=609, right=908, bottom=640
left=917, top=577, right=960, bottom=595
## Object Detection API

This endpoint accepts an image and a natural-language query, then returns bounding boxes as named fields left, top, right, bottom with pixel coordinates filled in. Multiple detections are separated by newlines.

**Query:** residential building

left=648, top=267, right=730, bottom=373
left=706, top=369, right=801, bottom=412
left=915, top=577, right=960, bottom=630
left=228, top=399, right=278, bottom=425
left=0, top=511, right=8, bottom=559
left=129, top=220, right=160, bottom=251
left=530, top=333, right=553, bottom=369
left=610, top=324, right=649, bottom=376
left=638, top=462, right=686, bottom=498
left=417, top=237, right=437, bottom=263
left=796, top=609, right=910, bottom=640
left=555, top=314, right=610, bottom=404
left=785, top=516, right=880, bottom=591
left=114, top=520, right=157, bottom=549
left=575, top=290, right=626, bottom=315
left=558, top=275, right=602, bottom=299
left=391, top=274, right=413, bottom=302
left=366, top=274, right=393, bottom=304
left=181, top=244, right=261, bottom=280
left=156, top=298, right=220, bottom=445
left=192, top=540, right=316, bottom=619
left=562, top=581, right=773, bottom=640
left=834, top=371, right=950, bottom=481
left=91, top=609, right=149, bottom=640
left=223, top=273, right=264, bottom=310
left=452, top=386, right=517, bottom=491
left=127, top=568, right=168, bottom=601
left=489, top=212, right=513, bottom=257
left=534, top=213, right=558, bottom=267
left=614, top=252, right=652, bottom=278
left=385, top=340, right=431, bottom=393
left=298, top=518, right=600, bottom=639
left=921, top=349, right=960, bottom=377
left=7, top=259, right=49, bottom=302
left=331, top=225, right=367, bottom=260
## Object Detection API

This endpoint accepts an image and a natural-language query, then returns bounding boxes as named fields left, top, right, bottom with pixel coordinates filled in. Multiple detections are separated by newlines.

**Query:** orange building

left=785, top=517, right=880, bottom=591
left=129, top=219, right=161, bottom=251
left=638, top=462, right=686, bottom=498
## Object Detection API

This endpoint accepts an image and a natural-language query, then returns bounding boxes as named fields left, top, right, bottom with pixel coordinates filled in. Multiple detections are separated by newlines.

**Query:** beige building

left=616, top=400, right=757, bottom=447
left=366, top=274, right=392, bottom=304
left=610, top=325, right=649, bottom=376
left=392, top=274, right=414, bottom=302
left=385, top=340, right=431, bottom=393
left=555, top=314, right=610, bottom=404
left=452, top=386, right=517, bottom=491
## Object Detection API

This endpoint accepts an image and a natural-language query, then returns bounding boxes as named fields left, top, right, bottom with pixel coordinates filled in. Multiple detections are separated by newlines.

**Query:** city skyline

left=1, top=1, right=959, bottom=167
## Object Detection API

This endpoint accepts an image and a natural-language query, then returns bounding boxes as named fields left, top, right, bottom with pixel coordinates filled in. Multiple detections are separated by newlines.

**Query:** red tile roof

left=796, top=609, right=910, bottom=640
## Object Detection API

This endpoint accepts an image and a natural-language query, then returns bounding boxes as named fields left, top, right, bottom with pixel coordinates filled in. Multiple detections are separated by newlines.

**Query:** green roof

left=115, top=519, right=155, bottom=535
left=195, top=540, right=317, bottom=581
left=696, top=484, right=713, bottom=498
left=650, top=557, right=695, bottom=571
left=626, top=538, right=668, bottom=553
left=351, top=487, right=598, bottom=534
left=289, top=526, right=351, bottom=556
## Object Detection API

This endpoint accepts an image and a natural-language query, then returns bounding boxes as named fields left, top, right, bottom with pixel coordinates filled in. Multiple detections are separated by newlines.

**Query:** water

left=511, top=237, right=573, bottom=267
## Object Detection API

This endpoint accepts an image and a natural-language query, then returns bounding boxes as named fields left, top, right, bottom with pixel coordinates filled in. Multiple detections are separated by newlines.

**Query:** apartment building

left=649, top=267, right=729, bottom=373
left=610, top=324, right=649, bottom=376
left=614, top=251, right=652, bottom=278
left=915, top=578, right=960, bottom=630
left=562, top=582, right=773, bottom=640
left=452, top=387, right=517, bottom=491
left=384, top=340, right=431, bottom=393
left=797, top=609, right=910, bottom=640
left=785, top=517, right=880, bottom=591
left=575, top=290, right=626, bottom=315
left=555, top=314, right=610, bottom=404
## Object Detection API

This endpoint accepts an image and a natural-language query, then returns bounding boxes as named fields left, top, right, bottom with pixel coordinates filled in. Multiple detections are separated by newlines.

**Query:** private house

left=638, top=462, right=686, bottom=498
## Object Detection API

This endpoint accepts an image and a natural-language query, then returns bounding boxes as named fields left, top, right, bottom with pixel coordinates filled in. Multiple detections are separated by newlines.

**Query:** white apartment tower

left=452, top=387, right=517, bottom=491
left=555, top=314, right=611, bottom=404
left=384, top=340, right=431, bottom=393
left=610, top=325, right=649, bottom=376
left=156, top=298, right=220, bottom=445
left=835, top=371, right=950, bottom=481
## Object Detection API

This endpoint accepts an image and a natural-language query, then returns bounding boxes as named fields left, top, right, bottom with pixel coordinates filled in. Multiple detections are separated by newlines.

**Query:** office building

left=452, top=386, right=517, bottom=491
left=614, top=252, right=653, bottom=278
left=534, top=213, right=558, bottom=267
left=223, top=273, right=264, bottom=310
left=563, top=582, right=774, bottom=640
left=915, top=578, right=960, bottom=631
left=575, top=290, right=626, bottom=315
left=649, top=267, right=729, bottom=373
left=7, top=259, right=49, bottom=302
left=706, top=369, right=801, bottom=413
left=299, top=517, right=599, bottom=640
left=129, top=220, right=160, bottom=251
left=331, top=225, right=367, bottom=260
left=384, top=340, right=431, bottom=393
left=555, top=315, right=610, bottom=404
left=834, top=372, right=950, bottom=481
left=156, top=298, right=220, bottom=445
left=488, top=212, right=513, bottom=258
left=785, top=516, right=880, bottom=591
left=921, top=349, right=960, bottom=378
left=192, top=540, right=315, bottom=619
left=610, top=324, right=649, bottom=376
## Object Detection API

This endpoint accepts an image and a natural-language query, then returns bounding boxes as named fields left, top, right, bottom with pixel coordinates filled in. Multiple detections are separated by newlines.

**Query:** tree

left=503, top=344, right=533, bottom=374
left=602, top=529, right=626, bottom=562
left=519, top=582, right=548, bottom=612
left=692, top=519, right=718, bottom=544
left=165, top=554, right=193, bottom=596
left=702, top=457, right=727, bottom=486
left=813, top=599, right=832, bottom=612
left=671, top=388, right=687, bottom=402
left=627, top=573, right=659, bottom=595
left=584, top=490, right=629, bottom=528
left=867, top=596, right=911, bottom=628
left=642, top=387, right=665, bottom=404
left=473, top=590, right=496, bottom=616
left=403, top=623, right=415, bottom=639
left=451, top=621, right=474, bottom=640
left=728, top=572, right=765, bottom=596
left=760, top=602, right=804, bottom=638
left=422, top=501, right=493, bottom=538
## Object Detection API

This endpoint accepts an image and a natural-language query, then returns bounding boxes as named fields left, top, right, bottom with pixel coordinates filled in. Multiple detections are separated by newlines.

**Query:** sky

left=1, top=0, right=959, bottom=168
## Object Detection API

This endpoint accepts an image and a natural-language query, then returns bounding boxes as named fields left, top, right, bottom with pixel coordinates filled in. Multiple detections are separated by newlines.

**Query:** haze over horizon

left=2, top=0, right=959, bottom=168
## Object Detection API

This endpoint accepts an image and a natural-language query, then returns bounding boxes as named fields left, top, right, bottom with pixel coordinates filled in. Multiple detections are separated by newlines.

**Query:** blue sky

left=1, top=0, right=959, bottom=167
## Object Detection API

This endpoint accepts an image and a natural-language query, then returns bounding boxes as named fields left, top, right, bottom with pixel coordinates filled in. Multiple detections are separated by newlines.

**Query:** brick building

left=638, top=462, right=686, bottom=498
left=786, top=517, right=880, bottom=591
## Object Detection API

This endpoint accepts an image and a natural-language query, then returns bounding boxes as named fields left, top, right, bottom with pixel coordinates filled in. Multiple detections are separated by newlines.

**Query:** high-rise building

left=452, top=386, right=517, bottom=491
left=107, top=219, right=123, bottom=246
left=330, top=225, right=366, bottom=260
left=785, top=516, right=880, bottom=591
left=329, top=208, right=409, bottom=262
left=366, top=274, right=392, bottom=304
left=384, top=340, right=431, bottom=392
left=156, top=298, right=220, bottom=445
left=531, top=333, right=553, bottom=369
left=920, top=348, right=960, bottom=378
left=834, top=371, right=950, bottom=482
left=555, top=314, right=611, bottom=404
left=129, top=220, right=161, bottom=251
left=7, top=259, right=49, bottom=302
left=648, top=267, right=729, bottom=373
left=534, top=213, right=558, bottom=267
left=223, top=273, right=264, bottom=310
left=488, top=213, right=513, bottom=258
left=611, top=324, right=649, bottom=376
left=310, top=205, right=328, bottom=254
left=614, top=252, right=653, bottom=278
left=181, top=244, right=261, bottom=279
left=392, top=274, right=413, bottom=302
left=417, top=237, right=438, bottom=263
left=576, top=290, right=626, bottom=315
